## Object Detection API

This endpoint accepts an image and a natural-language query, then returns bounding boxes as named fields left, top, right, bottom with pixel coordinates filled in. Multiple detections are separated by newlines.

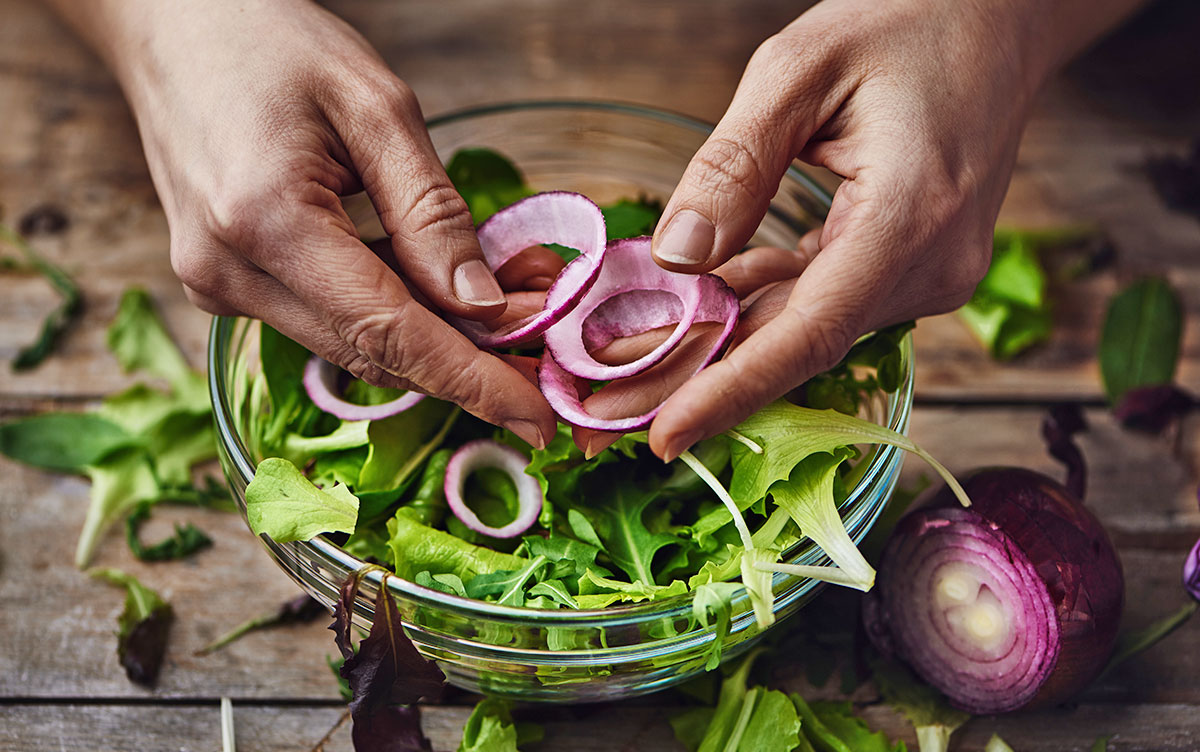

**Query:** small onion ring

left=443, top=439, right=543, bottom=539
left=303, top=356, right=424, bottom=421
left=539, top=271, right=739, bottom=432
left=450, top=191, right=608, bottom=347
left=543, top=237, right=704, bottom=381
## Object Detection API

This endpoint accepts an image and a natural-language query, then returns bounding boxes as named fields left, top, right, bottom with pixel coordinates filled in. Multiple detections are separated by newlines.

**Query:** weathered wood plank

left=3, top=701, right=1199, bottom=752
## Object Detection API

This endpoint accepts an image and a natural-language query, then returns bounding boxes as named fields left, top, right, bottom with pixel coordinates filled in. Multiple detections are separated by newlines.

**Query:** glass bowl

left=208, top=100, right=912, bottom=702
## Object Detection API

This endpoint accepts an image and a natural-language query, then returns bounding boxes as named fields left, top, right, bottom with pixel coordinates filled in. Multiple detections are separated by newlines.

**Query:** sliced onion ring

left=443, top=440, right=543, bottom=538
left=450, top=191, right=607, bottom=347
left=303, top=356, right=424, bottom=421
left=539, top=272, right=739, bottom=432
left=543, top=236, right=704, bottom=381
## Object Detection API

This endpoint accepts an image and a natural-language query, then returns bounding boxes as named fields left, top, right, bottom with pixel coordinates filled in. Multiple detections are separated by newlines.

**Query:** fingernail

left=504, top=418, right=546, bottom=449
left=453, top=259, right=506, bottom=307
left=654, top=210, right=715, bottom=266
left=663, top=428, right=704, bottom=463
left=583, top=433, right=618, bottom=460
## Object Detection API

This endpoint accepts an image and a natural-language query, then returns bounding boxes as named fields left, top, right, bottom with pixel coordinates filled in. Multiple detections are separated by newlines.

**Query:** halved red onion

left=303, top=356, right=424, bottom=421
left=865, top=468, right=1124, bottom=713
left=543, top=237, right=705, bottom=381
left=539, top=272, right=739, bottom=432
left=450, top=191, right=607, bottom=347
left=443, top=439, right=543, bottom=539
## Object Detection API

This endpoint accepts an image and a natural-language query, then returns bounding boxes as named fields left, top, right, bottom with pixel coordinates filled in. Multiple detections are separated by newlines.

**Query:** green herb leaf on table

left=125, top=500, right=213, bottom=562
left=805, top=700, right=906, bottom=752
left=1099, top=276, right=1184, bottom=404
left=0, top=413, right=139, bottom=472
left=1090, top=735, right=1113, bottom=752
left=245, top=458, right=359, bottom=542
left=0, top=221, right=82, bottom=371
left=77, top=447, right=162, bottom=567
left=1099, top=601, right=1198, bottom=679
left=871, top=658, right=969, bottom=752
left=198, top=594, right=326, bottom=655
left=90, top=568, right=174, bottom=687
left=107, top=288, right=208, bottom=410
left=457, top=697, right=544, bottom=752
left=957, top=229, right=1054, bottom=360
left=984, top=734, right=1016, bottom=752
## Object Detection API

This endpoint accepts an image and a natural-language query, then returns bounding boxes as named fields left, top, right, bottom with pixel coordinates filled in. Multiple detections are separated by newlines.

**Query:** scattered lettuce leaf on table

left=90, top=567, right=174, bottom=687
left=457, top=697, right=544, bottom=752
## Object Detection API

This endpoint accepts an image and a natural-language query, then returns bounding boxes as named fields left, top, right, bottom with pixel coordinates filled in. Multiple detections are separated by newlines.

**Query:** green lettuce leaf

left=76, top=447, right=161, bottom=567
left=457, top=697, right=543, bottom=752
left=107, top=288, right=208, bottom=410
left=245, top=458, right=358, bottom=542
left=386, top=510, right=525, bottom=582
left=0, top=413, right=139, bottom=473
left=578, top=472, right=682, bottom=586
left=957, top=232, right=1052, bottom=360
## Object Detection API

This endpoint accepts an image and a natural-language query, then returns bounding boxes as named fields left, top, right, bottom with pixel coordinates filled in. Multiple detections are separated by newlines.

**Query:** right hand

left=116, top=0, right=555, bottom=447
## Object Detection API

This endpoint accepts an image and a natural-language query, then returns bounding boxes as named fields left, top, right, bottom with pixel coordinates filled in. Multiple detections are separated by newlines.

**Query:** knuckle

left=689, top=136, right=770, bottom=206
left=401, top=180, right=474, bottom=238
left=340, top=310, right=408, bottom=373
left=170, top=240, right=227, bottom=300
left=206, top=188, right=274, bottom=250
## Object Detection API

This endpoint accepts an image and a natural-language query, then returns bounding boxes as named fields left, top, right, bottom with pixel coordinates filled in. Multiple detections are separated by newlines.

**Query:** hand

left=75, top=0, right=555, bottom=447
left=645, top=0, right=1070, bottom=460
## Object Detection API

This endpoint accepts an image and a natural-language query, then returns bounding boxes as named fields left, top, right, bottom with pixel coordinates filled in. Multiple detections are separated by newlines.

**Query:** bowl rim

left=208, top=98, right=908, bottom=626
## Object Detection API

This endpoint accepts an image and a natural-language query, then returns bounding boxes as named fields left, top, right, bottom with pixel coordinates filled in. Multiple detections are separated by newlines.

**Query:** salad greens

left=239, top=148, right=964, bottom=644
left=457, top=697, right=544, bottom=752
left=1099, top=276, right=1183, bottom=404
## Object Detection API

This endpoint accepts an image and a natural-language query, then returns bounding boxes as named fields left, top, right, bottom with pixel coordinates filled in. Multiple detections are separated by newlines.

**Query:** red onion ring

left=450, top=191, right=608, bottom=347
left=538, top=271, right=739, bottom=432
left=443, top=439, right=543, bottom=538
left=543, top=237, right=704, bottom=380
left=303, top=356, right=424, bottom=421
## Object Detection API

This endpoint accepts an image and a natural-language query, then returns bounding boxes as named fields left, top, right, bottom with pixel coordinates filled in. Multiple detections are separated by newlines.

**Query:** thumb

left=652, top=34, right=851, bottom=273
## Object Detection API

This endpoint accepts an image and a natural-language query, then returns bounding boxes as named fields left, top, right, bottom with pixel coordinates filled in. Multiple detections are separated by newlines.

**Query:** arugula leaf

left=0, top=413, right=138, bottom=472
left=386, top=510, right=526, bottom=581
left=197, top=594, right=326, bottom=655
left=527, top=579, right=579, bottom=608
left=579, top=471, right=682, bottom=586
left=447, top=147, right=534, bottom=224
left=415, top=571, right=469, bottom=598
left=0, top=221, right=82, bottom=371
left=145, top=409, right=217, bottom=487
left=524, top=534, right=602, bottom=584
left=1099, top=277, right=1183, bottom=404
left=465, top=555, right=548, bottom=606
left=871, top=658, right=969, bottom=752
left=125, top=500, right=213, bottom=562
left=90, top=568, right=174, bottom=687
left=107, top=288, right=208, bottom=409
left=245, top=458, right=359, bottom=542
left=457, top=697, right=544, bottom=752
left=76, top=447, right=162, bottom=567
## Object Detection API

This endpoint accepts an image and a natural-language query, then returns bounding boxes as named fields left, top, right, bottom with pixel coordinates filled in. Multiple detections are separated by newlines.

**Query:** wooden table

left=2, top=1, right=1199, bottom=749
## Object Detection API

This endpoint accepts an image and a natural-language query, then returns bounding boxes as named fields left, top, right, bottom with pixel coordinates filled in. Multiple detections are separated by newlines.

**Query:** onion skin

left=1185, top=537, right=1200, bottom=602
left=865, top=468, right=1124, bottom=713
